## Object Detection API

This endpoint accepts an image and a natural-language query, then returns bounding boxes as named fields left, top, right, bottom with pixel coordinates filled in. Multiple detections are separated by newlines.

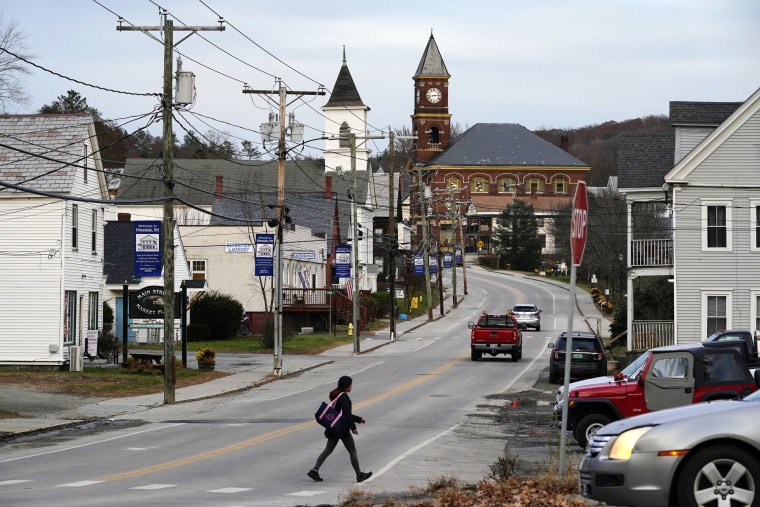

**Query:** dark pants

left=313, top=431, right=361, bottom=474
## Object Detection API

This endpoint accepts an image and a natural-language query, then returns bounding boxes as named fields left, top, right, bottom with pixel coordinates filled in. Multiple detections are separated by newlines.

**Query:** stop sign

left=570, top=181, right=588, bottom=266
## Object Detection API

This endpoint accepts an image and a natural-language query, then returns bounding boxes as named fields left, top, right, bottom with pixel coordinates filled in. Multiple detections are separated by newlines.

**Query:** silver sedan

left=579, top=390, right=760, bottom=507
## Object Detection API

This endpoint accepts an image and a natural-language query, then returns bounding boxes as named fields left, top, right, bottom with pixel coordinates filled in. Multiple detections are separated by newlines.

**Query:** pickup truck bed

left=468, top=313, right=523, bottom=362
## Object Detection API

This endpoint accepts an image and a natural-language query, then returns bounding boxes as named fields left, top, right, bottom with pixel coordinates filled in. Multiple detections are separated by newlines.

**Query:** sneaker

left=307, top=469, right=323, bottom=482
left=356, top=471, right=372, bottom=483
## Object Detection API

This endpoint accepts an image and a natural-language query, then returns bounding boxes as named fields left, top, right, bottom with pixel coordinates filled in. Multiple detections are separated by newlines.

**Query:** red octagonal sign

left=570, top=181, right=588, bottom=266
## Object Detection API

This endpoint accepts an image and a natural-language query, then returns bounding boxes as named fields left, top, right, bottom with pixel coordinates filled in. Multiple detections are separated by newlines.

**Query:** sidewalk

left=0, top=273, right=607, bottom=440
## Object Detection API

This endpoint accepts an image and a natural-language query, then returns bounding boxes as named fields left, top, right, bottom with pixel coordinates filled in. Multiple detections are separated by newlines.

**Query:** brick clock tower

left=412, top=33, right=451, bottom=163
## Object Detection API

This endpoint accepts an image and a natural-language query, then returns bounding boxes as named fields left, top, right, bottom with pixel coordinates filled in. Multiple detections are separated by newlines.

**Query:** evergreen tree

left=493, top=199, right=542, bottom=271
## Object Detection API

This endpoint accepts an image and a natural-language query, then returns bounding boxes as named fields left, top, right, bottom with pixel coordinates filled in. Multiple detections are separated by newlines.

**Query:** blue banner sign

left=254, top=234, right=275, bottom=276
left=335, top=245, right=351, bottom=278
left=443, top=252, right=453, bottom=269
left=414, top=254, right=424, bottom=275
left=429, top=254, right=438, bottom=274
left=455, top=247, right=463, bottom=264
left=134, top=221, right=162, bottom=277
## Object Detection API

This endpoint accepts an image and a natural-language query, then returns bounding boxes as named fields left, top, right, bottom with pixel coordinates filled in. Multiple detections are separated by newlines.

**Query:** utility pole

left=446, top=187, right=458, bottom=308
left=243, top=82, right=324, bottom=375
left=416, top=164, right=433, bottom=320
left=118, top=13, right=224, bottom=405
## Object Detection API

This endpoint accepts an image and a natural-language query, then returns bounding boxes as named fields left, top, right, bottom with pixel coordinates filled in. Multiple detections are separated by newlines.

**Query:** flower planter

left=197, top=361, right=216, bottom=371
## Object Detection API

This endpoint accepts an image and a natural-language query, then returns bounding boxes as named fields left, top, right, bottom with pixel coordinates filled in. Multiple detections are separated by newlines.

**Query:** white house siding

left=180, top=224, right=327, bottom=313
left=673, top=112, right=760, bottom=343
left=0, top=198, right=66, bottom=364
left=674, top=127, right=713, bottom=164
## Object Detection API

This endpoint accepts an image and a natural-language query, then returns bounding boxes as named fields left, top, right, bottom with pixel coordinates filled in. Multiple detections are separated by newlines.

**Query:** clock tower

left=412, top=33, right=451, bottom=163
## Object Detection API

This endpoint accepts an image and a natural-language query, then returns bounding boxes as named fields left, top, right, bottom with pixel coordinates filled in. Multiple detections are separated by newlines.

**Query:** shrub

left=369, top=291, right=391, bottom=319
left=187, top=323, right=210, bottom=342
left=189, top=290, right=243, bottom=340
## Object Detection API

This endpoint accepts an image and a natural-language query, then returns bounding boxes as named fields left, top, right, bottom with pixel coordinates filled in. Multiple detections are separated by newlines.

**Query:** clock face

left=426, top=87, right=442, bottom=104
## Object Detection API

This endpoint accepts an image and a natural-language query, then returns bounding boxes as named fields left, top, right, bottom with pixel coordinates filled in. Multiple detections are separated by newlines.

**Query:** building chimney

left=325, top=175, right=332, bottom=199
left=215, top=175, right=223, bottom=201
left=117, top=213, right=131, bottom=222
left=560, top=135, right=569, bottom=151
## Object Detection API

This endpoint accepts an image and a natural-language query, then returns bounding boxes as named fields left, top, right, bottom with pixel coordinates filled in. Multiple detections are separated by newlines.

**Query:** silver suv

left=512, top=304, right=541, bottom=331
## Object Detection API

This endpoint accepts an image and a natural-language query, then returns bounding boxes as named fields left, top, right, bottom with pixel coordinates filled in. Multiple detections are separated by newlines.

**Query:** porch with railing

left=630, top=239, right=673, bottom=267
left=631, top=320, right=674, bottom=350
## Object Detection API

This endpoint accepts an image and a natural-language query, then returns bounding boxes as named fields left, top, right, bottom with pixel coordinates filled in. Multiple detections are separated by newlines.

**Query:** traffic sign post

left=560, top=180, right=589, bottom=477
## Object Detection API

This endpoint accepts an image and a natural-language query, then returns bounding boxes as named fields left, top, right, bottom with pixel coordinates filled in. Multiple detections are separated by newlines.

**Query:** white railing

left=631, top=320, right=674, bottom=350
left=630, top=239, right=673, bottom=267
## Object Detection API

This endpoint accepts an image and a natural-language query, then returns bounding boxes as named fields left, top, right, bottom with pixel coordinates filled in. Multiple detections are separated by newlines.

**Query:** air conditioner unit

left=69, top=346, right=84, bottom=372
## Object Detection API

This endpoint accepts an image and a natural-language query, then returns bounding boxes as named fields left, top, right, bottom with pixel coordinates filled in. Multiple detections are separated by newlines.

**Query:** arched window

left=554, top=177, right=568, bottom=194
left=446, top=175, right=462, bottom=189
left=527, top=177, right=544, bottom=194
left=339, top=122, right=350, bottom=148
left=470, top=176, right=489, bottom=193
left=498, top=176, right=517, bottom=193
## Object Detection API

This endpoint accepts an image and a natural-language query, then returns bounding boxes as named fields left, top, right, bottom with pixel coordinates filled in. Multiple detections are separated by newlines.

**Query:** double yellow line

left=98, top=353, right=466, bottom=481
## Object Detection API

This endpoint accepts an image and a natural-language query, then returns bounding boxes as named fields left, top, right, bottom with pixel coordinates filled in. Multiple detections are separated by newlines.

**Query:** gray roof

left=426, top=123, right=588, bottom=167
left=670, top=102, right=742, bottom=126
left=414, top=33, right=450, bottom=78
left=0, top=114, right=96, bottom=194
left=118, top=158, right=327, bottom=205
left=323, top=50, right=366, bottom=108
left=617, top=133, right=676, bottom=189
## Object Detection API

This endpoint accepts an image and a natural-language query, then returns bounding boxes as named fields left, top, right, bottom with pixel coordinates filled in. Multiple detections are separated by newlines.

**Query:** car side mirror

left=613, top=372, right=625, bottom=382
left=467, top=321, right=475, bottom=329
left=548, top=342, right=555, bottom=348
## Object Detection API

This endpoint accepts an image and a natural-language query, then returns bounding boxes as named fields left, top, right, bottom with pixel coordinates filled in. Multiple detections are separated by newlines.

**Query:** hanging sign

left=134, top=221, right=162, bottom=277
left=414, top=254, right=424, bottom=274
left=255, top=233, right=275, bottom=276
left=335, top=245, right=351, bottom=278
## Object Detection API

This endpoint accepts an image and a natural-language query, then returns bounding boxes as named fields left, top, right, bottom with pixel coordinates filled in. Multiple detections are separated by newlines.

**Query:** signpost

left=560, top=181, right=588, bottom=477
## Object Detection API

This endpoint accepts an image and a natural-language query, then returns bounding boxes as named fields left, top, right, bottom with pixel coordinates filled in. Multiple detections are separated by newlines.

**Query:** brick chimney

left=117, top=213, right=131, bottom=222
left=560, top=135, right=569, bottom=151
left=215, top=175, right=223, bottom=201
left=325, top=175, right=332, bottom=199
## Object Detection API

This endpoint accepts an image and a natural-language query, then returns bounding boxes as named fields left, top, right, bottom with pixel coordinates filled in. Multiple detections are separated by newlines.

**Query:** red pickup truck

left=468, top=312, right=523, bottom=362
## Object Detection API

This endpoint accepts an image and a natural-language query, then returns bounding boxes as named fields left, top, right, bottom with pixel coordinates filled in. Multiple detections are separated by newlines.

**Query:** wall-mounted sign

left=291, top=251, right=316, bottom=260
left=134, top=221, right=162, bottom=277
left=225, top=242, right=253, bottom=253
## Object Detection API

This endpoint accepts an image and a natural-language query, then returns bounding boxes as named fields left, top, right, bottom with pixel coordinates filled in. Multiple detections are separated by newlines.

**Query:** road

left=0, top=268, right=589, bottom=506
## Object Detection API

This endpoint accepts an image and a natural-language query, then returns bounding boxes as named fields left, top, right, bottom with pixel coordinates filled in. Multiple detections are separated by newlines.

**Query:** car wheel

left=511, top=349, right=520, bottom=362
left=676, top=445, right=760, bottom=507
left=471, top=349, right=481, bottom=361
left=536, top=325, right=541, bottom=332
left=573, top=413, right=611, bottom=449
left=549, top=368, right=558, bottom=384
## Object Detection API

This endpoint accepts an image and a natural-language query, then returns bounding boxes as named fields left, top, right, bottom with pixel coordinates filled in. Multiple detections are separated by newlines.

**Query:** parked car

left=511, top=304, right=541, bottom=331
left=548, top=332, right=607, bottom=384
left=579, top=390, right=760, bottom=507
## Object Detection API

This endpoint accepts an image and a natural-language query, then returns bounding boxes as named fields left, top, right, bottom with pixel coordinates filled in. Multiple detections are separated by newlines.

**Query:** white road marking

left=0, top=423, right=185, bottom=463
left=501, top=337, right=553, bottom=393
left=0, top=480, right=33, bottom=485
left=369, top=423, right=462, bottom=482
left=208, top=487, right=253, bottom=493
left=57, top=480, right=104, bottom=487
left=130, top=483, right=175, bottom=490
left=286, top=490, right=325, bottom=497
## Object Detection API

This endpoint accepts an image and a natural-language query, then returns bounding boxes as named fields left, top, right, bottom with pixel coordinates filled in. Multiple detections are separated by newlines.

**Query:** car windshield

left=554, top=336, right=599, bottom=351
left=620, top=351, right=650, bottom=379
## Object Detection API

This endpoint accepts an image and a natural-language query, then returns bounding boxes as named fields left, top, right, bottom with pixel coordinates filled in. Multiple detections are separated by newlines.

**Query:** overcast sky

left=3, top=0, right=759, bottom=158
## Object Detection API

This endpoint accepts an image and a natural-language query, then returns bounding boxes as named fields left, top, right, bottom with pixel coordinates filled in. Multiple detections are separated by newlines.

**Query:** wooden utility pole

left=118, top=13, right=225, bottom=404
left=243, top=83, right=324, bottom=374
left=416, top=164, right=433, bottom=320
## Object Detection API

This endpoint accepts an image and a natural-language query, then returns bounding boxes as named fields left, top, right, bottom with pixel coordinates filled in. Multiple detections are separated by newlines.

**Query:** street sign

left=570, top=181, right=588, bottom=266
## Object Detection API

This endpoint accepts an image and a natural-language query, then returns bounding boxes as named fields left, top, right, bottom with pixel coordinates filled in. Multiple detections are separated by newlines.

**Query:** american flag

left=345, top=279, right=353, bottom=301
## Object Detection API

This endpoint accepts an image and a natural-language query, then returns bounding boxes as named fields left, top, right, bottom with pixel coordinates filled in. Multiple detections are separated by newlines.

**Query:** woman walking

left=308, top=375, right=372, bottom=483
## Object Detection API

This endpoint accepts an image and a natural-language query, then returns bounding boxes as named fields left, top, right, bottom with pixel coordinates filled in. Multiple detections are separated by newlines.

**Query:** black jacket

left=329, top=388, right=362, bottom=434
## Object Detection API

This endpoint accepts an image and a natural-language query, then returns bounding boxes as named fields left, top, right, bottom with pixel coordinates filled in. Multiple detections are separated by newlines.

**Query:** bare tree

left=0, top=15, right=32, bottom=112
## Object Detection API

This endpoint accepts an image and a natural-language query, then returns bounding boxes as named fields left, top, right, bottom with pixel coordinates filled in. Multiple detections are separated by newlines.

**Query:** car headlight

left=607, top=426, right=652, bottom=460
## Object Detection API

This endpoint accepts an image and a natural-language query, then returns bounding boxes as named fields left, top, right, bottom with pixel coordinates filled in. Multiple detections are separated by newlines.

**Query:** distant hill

left=534, top=115, right=671, bottom=186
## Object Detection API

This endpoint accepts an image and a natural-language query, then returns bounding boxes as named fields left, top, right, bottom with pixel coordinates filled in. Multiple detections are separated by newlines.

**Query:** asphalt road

left=0, top=267, right=597, bottom=506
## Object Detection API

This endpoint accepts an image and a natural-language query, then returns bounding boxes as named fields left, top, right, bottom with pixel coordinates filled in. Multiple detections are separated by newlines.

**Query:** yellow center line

left=96, top=353, right=467, bottom=482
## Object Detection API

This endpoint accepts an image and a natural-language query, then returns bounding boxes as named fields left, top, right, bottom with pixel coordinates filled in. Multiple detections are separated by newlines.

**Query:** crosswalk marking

left=286, top=490, right=325, bottom=497
left=130, top=483, right=175, bottom=490
left=0, top=480, right=33, bottom=486
left=58, top=480, right=104, bottom=487
left=207, top=487, right=253, bottom=493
